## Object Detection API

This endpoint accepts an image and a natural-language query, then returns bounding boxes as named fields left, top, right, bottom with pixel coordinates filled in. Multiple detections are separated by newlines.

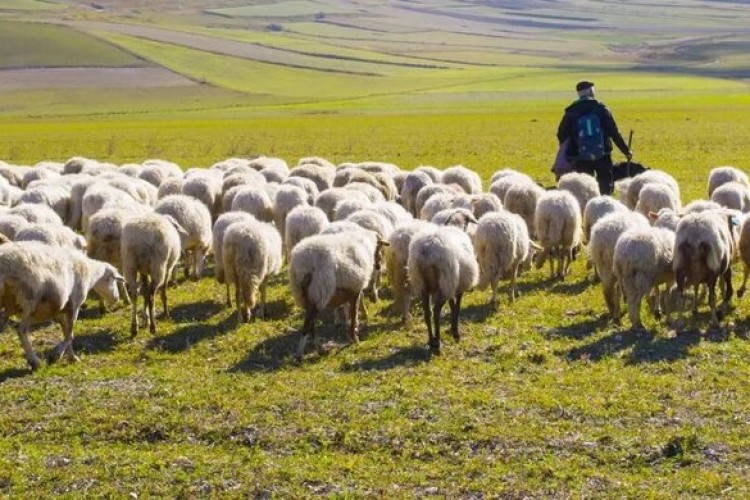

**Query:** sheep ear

left=467, top=214, right=478, bottom=225
left=377, top=237, right=390, bottom=247
left=648, top=211, right=659, bottom=221
left=530, top=241, right=543, bottom=251
left=162, top=214, right=188, bottom=237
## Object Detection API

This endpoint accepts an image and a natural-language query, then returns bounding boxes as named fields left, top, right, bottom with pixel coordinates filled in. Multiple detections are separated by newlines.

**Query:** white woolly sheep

left=401, top=171, right=433, bottom=217
left=534, top=190, right=582, bottom=280
left=121, top=213, right=182, bottom=337
left=415, top=184, right=458, bottom=218
left=489, top=173, right=535, bottom=204
left=81, top=184, right=142, bottom=233
left=503, top=182, right=546, bottom=238
left=290, top=228, right=389, bottom=359
left=230, top=186, right=274, bottom=223
left=21, top=168, right=60, bottom=189
left=589, top=211, right=650, bottom=321
left=624, top=170, right=680, bottom=210
left=682, top=199, right=722, bottom=214
left=452, top=193, right=503, bottom=219
left=490, top=168, right=529, bottom=185
left=558, top=172, right=600, bottom=214
left=345, top=182, right=386, bottom=203
left=711, top=181, right=750, bottom=212
left=441, top=165, right=482, bottom=194
left=635, top=182, right=681, bottom=220
left=106, top=176, right=158, bottom=207
left=369, top=201, right=412, bottom=227
left=15, top=223, right=86, bottom=251
left=0, top=242, right=123, bottom=370
left=0, top=214, right=28, bottom=240
left=289, top=163, right=335, bottom=193
left=158, top=177, right=185, bottom=200
left=0, top=164, right=26, bottom=187
left=273, top=185, right=310, bottom=246
left=19, top=184, right=71, bottom=225
left=223, top=219, right=282, bottom=322
left=674, top=211, right=735, bottom=324
left=182, top=173, right=222, bottom=219
left=420, top=194, right=455, bottom=222
left=736, top=215, right=750, bottom=299
left=473, top=210, right=537, bottom=307
left=297, top=156, right=336, bottom=170
left=9, top=203, right=64, bottom=225
left=431, top=207, right=478, bottom=233
left=408, top=225, right=479, bottom=353
left=347, top=210, right=394, bottom=300
left=281, top=176, right=318, bottom=204
left=650, top=208, right=680, bottom=232
left=708, top=166, right=749, bottom=197
left=333, top=198, right=372, bottom=222
left=285, top=205, right=329, bottom=260
left=211, top=211, right=257, bottom=308
left=385, top=220, right=431, bottom=322
left=583, top=196, right=628, bottom=243
left=315, top=187, right=370, bottom=221
left=155, top=194, right=213, bottom=279
left=118, top=163, right=143, bottom=178
left=613, top=226, right=676, bottom=329
left=413, top=166, right=442, bottom=183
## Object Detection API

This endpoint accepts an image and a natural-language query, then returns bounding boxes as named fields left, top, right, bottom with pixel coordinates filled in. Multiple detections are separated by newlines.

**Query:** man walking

left=557, top=81, right=632, bottom=195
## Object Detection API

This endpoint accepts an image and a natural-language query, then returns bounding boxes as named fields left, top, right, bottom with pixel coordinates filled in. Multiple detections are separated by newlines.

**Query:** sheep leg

left=707, top=277, right=719, bottom=326
left=449, top=292, right=463, bottom=341
left=490, top=279, right=498, bottom=309
left=431, top=297, right=445, bottom=354
left=119, top=281, right=132, bottom=306
left=358, top=292, right=369, bottom=321
left=236, top=286, right=245, bottom=324
left=61, top=311, right=80, bottom=363
left=738, top=264, right=749, bottom=298
left=548, top=250, right=555, bottom=280
left=422, top=291, right=433, bottom=349
left=129, top=278, right=139, bottom=338
left=144, top=276, right=156, bottom=335
left=720, top=267, right=733, bottom=318
left=509, top=264, right=519, bottom=303
left=258, top=280, right=268, bottom=320
left=348, top=294, right=360, bottom=344
left=16, top=322, right=41, bottom=371
left=296, top=308, right=317, bottom=360
left=225, top=281, right=232, bottom=308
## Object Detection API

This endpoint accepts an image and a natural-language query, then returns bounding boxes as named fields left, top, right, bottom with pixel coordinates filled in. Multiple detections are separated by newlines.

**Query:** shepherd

left=556, top=81, right=632, bottom=195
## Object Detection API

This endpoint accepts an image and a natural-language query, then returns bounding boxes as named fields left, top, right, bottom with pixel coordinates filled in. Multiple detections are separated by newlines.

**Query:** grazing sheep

left=260, top=165, right=289, bottom=184
left=674, top=211, right=735, bottom=324
left=558, top=172, right=600, bottom=214
left=708, top=166, right=749, bottom=197
left=386, top=220, right=431, bottom=322
left=415, top=184, right=458, bottom=218
left=138, top=160, right=181, bottom=188
left=121, top=213, right=182, bottom=337
left=736, top=215, right=750, bottom=299
left=408, top=225, right=479, bottom=353
left=635, top=182, right=681, bottom=220
left=315, top=187, right=370, bottom=221
left=650, top=208, right=680, bottom=232
left=106, top=176, right=158, bottom=207
left=0, top=214, right=28, bottom=240
left=503, top=182, right=546, bottom=238
left=489, top=173, right=534, bottom=204
left=589, top=211, right=650, bottom=321
left=442, top=165, right=482, bottom=194
left=155, top=195, right=213, bottom=279
left=682, top=199, right=722, bottom=214
left=290, top=228, right=389, bottom=360
left=157, top=177, right=185, bottom=200
left=81, top=184, right=141, bottom=233
left=285, top=205, right=329, bottom=259
left=9, top=203, right=64, bottom=226
left=273, top=185, right=310, bottom=247
left=711, top=181, right=750, bottom=212
left=370, top=201, right=412, bottom=227
left=345, top=182, right=386, bottom=203
left=583, top=196, right=628, bottom=243
left=334, top=167, right=380, bottom=189
left=22, top=168, right=60, bottom=189
left=452, top=193, right=503, bottom=219
left=431, top=207, right=478, bottom=233
left=223, top=219, right=282, bottom=322
left=231, top=186, right=274, bottom=223
left=401, top=171, right=433, bottom=217
left=118, top=163, right=143, bottom=178
left=289, top=163, right=335, bottom=193
left=473, top=210, right=537, bottom=307
left=347, top=210, right=394, bottom=300
left=67, top=177, right=100, bottom=230
left=182, top=173, right=222, bottom=219
left=297, top=156, right=336, bottom=170
left=0, top=164, right=26, bottom=187
left=420, top=194, right=455, bottom=222
left=624, top=170, right=680, bottom=210
left=613, top=227, right=676, bottom=329
left=0, top=242, right=123, bottom=370
left=413, top=166, right=442, bottom=183
left=281, top=176, right=318, bottom=204
left=19, top=184, right=71, bottom=225
left=333, top=198, right=372, bottom=222
left=15, top=223, right=86, bottom=251
left=222, top=170, right=267, bottom=195
left=534, top=190, right=582, bottom=280
left=212, top=212, right=257, bottom=307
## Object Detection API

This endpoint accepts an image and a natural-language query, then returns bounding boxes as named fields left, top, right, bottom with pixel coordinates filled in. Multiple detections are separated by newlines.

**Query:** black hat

left=576, top=81, right=594, bottom=92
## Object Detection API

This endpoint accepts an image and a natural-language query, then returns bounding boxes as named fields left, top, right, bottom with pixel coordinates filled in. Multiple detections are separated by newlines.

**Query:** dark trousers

left=573, top=156, right=614, bottom=195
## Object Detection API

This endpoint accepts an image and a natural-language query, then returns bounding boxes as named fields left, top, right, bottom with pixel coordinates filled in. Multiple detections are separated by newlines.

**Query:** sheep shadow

left=229, top=327, right=305, bottom=373
left=0, top=366, right=30, bottom=383
left=566, top=328, right=651, bottom=362
left=73, top=329, right=120, bottom=355
left=542, top=315, right=610, bottom=340
left=548, top=278, right=592, bottom=296
left=340, top=345, right=431, bottom=372
left=146, top=313, right=236, bottom=353
left=170, top=300, right=224, bottom=323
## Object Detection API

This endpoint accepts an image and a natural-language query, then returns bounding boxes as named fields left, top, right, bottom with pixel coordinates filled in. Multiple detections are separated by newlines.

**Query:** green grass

left=0, top=0, right=63, bottom=11
left=206, top=1, right=360, bottom=18
left=0, top=21, right=144, bottom=69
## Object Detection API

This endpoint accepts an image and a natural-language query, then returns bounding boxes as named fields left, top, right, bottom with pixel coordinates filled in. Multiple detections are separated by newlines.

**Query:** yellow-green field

left=2, top=1, right=750, bottom=497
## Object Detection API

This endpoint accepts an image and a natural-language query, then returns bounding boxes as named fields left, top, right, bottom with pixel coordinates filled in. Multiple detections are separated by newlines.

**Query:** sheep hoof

left=428, top=340, right=441, bottom=354
left=29, top=357, right=42, bottom=372
left=149, top=324, right=156, bottom=335
left=654, top=310, right=662, bottom=321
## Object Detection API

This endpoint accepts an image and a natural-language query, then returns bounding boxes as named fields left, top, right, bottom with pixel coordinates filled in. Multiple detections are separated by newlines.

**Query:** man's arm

left=557, top=113, right=569, bottom=144
left=601, top=106, right=631, bottom=158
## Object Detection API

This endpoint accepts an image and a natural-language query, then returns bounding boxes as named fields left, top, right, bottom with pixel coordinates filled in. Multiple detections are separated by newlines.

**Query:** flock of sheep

left=0, top=155, right=747, bottom=371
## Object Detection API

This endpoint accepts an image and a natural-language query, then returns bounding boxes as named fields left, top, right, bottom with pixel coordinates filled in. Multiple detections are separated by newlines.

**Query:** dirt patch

left=0, top=67, right=196, bottom=92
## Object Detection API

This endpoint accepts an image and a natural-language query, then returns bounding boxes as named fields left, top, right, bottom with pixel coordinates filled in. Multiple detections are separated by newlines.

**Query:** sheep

left=9, top=203, right=63, bottom=225
left=18, top=184, right=71, bottom=225
left=118, top=163, right=143, bottom=177
left=21, top=168, right=60, bottom=189
left=290, top=228, right=389, bottom=360
left=68, top=177, right=100, bottom=230
left=420, top=193, right=455, bottom=222
left=583, top=196, right=628, bottom=243
left=345, top=182, right=386, bottom=203
left=651, top=208, right=680, bottom=232
left=230, top=186, right=274, bottom=223
left=222, top=170, right=267, bottom=195
left=369, top=201, right=412, bottom=227
left=0, top=164, right=26, bottom=187
left=0, top=178, right=22, bottom=207
left=0, top=242, right=123, bottom=370
left=490, top=168, right=528, bottom=185
left=211, top=212, right=258, bottom=308
left=736, top=215, right=750, bottom=299
left=222, top=219, right=282, bottom=322
left=347, top=210, right=394, bottom=300
left=81, top=184, right=143, bottom=232
left=333, top=198, right=371, bottom=221
left=682, top=199, right=722, bottom=214
left=413, top=166, right=442, bottom=183
left=154, top=195, right=213, bottom=279
left=334, top=167, right=380, bottom=189
left=157, top=177, right=185, bottom=200
left=673, top=211, right=735, bottom=324
left=106, top=176, right=158, bottom=207
left=281, top=176, right=318, bottom=204
left=0, top=214, right=28, bottom=240
left=182, top=173, right=222, bottom=219
left=248, top=156, right=288, bottom=174
left=289, top=163, right=335, bottom=193
left=613, top=227, right=677, bottom=329
left=503, top=182, right=546, bottom=238
left=385, top=220, right=431, bottom=322
left=371, top=172, right=399, bottom=201
left=415, top=184, right=457, bottom=217
left=315, top=188, right=370, bottom=221
left=357, top=161, right=400, bottom=176
left=408, top=225, right=479, bottom=353
left=489, top=173, right=534, bottom=204
left=624, top=170, right=680, bottom=210
left=534, top=190, right=582, bottom=280
left=558, top=172, right=600, bottom=214
left=273, top=185, right=310, bottom=247
left=473, top=210, right=537, bottom=307
left=589, top=211, right=651, bottom=321
left=708, top=166, right=749, bottom=197
left=441, top=165, right=482, bottom=194
left=401, top=171, right=433, bottom=217
left=15, top=223, right=87, bottom=251
left=285, top=205, right=329, bottom=260
left=297, top=156, right=336, bottom=170
left=393, top=171, right=408, bottom=195
left=635, top=182, right=681, bottom=220
left=711, top=181, right=750, bottom=212
left=431, top=207, right=478, bottom=233
left=452, top=193, right=503, bottom=219
left=121, top=213, right=182, bottom=337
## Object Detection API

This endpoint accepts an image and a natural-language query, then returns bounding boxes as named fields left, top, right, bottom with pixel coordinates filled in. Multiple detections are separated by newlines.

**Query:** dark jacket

left=557, top=98, right=630, bottom=160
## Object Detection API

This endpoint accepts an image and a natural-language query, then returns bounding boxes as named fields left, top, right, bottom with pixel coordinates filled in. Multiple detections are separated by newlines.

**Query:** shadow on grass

left=542, top=315, right=610, bottom=340
left=170, top=300, right=224, bottom=323
left=340, top=344, right=431, bottom=372
left=74, top=329, right=120, bottom=355
left=0, top=366, right=30, bottom=383
left=229, top=325, right=307, bottom=374
left=548, top=278, right=592, bottom=296
left=146, top=310, right=235, bottom=354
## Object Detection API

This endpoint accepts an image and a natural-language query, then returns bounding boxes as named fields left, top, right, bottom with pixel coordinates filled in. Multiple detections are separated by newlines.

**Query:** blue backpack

left=575, top=112, right=606, bottom=161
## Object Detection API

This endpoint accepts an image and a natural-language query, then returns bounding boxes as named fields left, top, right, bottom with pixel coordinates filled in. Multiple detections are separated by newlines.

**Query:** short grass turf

left=1, top=97, right=750, bottom=496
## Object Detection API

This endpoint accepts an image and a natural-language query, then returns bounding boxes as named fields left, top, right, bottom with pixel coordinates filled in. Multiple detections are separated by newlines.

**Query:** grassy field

left=2, top=0, right=750, bottom=497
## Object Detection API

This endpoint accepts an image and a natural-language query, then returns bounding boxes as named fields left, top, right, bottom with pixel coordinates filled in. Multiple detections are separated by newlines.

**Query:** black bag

left=612, top=161, right=648, bottom=181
